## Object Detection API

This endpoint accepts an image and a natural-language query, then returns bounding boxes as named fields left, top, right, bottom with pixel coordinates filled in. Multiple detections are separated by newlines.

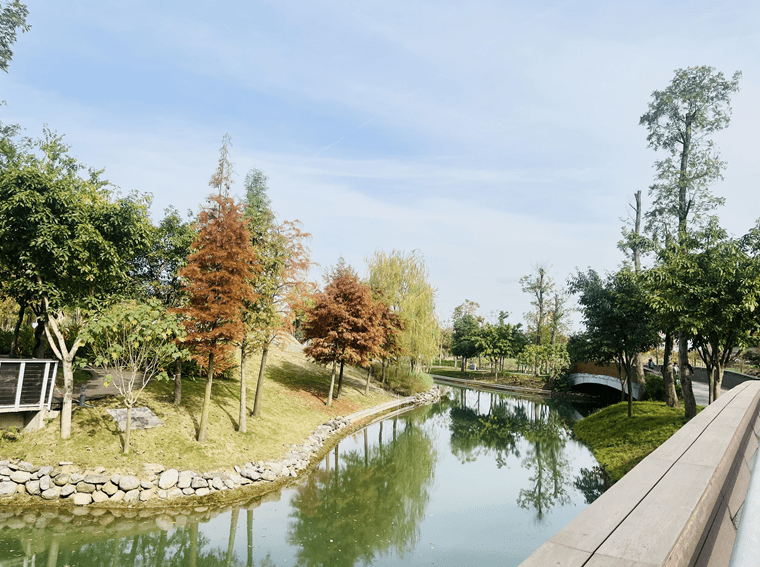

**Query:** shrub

left=371, top=362, right=433, bottom=396
left=643, top=374, right=681, bottom=402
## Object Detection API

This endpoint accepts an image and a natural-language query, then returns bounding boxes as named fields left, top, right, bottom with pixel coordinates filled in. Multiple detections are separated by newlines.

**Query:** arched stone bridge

left=568, top=372, right=641, bottom=400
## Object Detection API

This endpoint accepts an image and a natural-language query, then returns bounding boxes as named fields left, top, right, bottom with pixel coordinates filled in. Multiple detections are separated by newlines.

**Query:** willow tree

left=177, top=194, right=257, bottom=442
left=367, top=250, right=438, bottom=372
left=640, top=65, right=741, bottom=419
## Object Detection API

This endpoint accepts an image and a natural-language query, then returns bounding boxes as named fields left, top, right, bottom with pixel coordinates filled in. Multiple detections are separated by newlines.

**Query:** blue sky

left=3, top=0, right=759, bottom=329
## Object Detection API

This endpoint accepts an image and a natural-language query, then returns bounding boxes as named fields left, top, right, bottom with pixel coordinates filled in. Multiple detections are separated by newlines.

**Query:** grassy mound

left=0, top=343, right=394, bottom=476
left=573, top=401, right=690, bottom=482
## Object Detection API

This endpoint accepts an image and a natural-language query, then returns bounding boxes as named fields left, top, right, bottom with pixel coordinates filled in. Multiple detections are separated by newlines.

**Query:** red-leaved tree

left=176, top=194, right=258, bottom=442
left=303, top=261, right=384, bottom=407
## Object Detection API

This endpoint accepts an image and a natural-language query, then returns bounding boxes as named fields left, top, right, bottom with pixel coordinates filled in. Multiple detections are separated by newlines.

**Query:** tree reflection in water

left=287, top=416, right=437, bottom=567
left=447, top=388, right=573, bottom=521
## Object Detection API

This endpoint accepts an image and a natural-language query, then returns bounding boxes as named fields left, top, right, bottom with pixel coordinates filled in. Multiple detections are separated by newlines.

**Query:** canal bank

left=0, top=389, right=441, bottom=509
left=0, top=384, right=604, bottom=566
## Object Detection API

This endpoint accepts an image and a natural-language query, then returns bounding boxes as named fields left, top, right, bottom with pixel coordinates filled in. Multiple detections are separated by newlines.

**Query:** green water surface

left=0, top=386, right=606, bottom=566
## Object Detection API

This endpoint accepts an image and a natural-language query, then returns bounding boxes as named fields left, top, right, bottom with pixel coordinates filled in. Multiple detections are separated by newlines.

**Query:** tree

left=569, top=268, right=661, bottom=417
left=176, top=194, right=257, bottom=442
left=546, top=289, right=571, bottom=346
left=366, top=249, right=438, bottom=371
left=640, top=65, right=741, bottom=418
left=0, top=0, right=29, bottom=138
left=303, top=261, right=384, bottom=407
left=82, top=300, right=184, bottom=454
left=451, top=307, right=481, bottom=372
left=646, top=225, right=760, bottom=404
left=241, top=167, right=315, bottom=424
left=131, top=206, right=195, bottom=405
left=474, top=312, right=518, bottom=378
left=0, top=130, right=152, bottom=438
left=520, top=264, right=555, bottom=346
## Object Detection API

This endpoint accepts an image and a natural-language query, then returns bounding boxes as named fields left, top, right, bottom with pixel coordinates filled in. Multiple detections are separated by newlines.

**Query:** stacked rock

left=0, top=387, right=439, bottom=506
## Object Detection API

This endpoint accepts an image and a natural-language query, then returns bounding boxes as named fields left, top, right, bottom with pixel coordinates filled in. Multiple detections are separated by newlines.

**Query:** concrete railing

left=520, top=380, right=760, bottom=567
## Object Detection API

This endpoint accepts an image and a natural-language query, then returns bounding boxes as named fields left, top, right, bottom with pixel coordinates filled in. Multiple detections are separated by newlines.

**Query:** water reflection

left=0, top=388, right=604, bottom=567
left=446, top=389, right=575, bottom=521
left=287, top=416, right=436, bottom=567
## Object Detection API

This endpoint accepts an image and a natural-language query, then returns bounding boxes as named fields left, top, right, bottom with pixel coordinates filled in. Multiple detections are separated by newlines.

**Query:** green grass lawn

left=573, top=401, right=693, bottom=482
left=430, top=367, right=547, bottom=389
left=0, top=345, right=394, bottom=476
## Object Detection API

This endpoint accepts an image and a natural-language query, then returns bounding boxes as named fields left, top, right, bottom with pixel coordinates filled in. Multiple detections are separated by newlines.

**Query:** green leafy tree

left=640, top=65, right=741, bottom=419
left=241, top=167, right=315, bottom=426
left=131, top=206, right=195, bottom=404
left=520, top=264, right=555, bottom=346
left=451, top=307, right=481, bottom=372
left=474, top=312, right=519, bottom=377
left=0, top=130, right=152, bottom=438
left=647, top=225, right=760, bottom=403
left=82, top=299, right=184, bottom=454
left=0, top=0, right=29, bottom=138
left=569, top=268, right=661, bottom=417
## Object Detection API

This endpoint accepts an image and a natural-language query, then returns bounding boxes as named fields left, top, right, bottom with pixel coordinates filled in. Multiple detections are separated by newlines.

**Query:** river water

left=0, top=386, right=605, bottom=567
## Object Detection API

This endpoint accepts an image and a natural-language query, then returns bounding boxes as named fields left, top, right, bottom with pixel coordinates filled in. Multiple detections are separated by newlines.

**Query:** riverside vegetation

left=0, top=340, right=437, bottom=506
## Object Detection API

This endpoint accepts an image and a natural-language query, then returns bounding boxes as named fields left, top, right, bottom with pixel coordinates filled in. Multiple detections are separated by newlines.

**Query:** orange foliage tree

left=303, top=261, right=385, bottom=407
left=176, top=194, right=258, bottom=442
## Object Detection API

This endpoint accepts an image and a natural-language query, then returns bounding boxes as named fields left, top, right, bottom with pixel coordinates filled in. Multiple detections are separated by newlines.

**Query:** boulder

left=39, top=476, right=51, bottom=491
left=53, top=474, right=70, bottom=486
left=38, top=466, right=53, bottom=477
left=182, top=487, right=195, bottom=496
left=191, top=477, right=208, bottom=489
left=102, top=481, right=118, bottom=496
left=26, top=480, right=41, bottom=495
left=0, top=481, right=16, bottom=498
left=91, top=491, right=109, bottom=503
left=119, top=476, right=140, bottom=491
left=195, top=487, right=210, bottom=497
left=141, top=480, right=154, bottom=489
left=10, top=471, right=31, bottom=484
left=166, top=487, right=183, bottom=499
left=84, top=474, right=109, bottom=485
left=69, top=473, right=84, bottom=484
left=123, top=489, right=140, bottom=503
left=110, top=490, right=125, bottom=502
left=158, top=469, right=179, bottom=490
left=177, top=470, right=195, bottom=489
left=212, top=477, right=225, bottom=490
left=76, top=482, right=96, bottom=494
left=143, top=463, right=164, bottom=477
left=71, top=493, right=92, bottom=506
left=41, top=487, right=60, bottom=500
left=139, top=489, right=154, bottom=502
left=60, top=484, right=75, bottom=498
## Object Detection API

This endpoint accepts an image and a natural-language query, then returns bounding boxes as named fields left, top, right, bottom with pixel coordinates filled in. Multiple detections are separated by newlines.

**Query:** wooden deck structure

left=0, top=359, right=58, bottom=431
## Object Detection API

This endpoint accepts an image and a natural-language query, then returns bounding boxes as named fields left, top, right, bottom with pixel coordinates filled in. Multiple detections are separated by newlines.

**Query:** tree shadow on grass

left=265, top=360, right=332, bottom=405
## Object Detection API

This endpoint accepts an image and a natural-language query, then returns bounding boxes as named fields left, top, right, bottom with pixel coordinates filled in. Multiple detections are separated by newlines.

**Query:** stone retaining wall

left=0, top=388, right=440, bottom=507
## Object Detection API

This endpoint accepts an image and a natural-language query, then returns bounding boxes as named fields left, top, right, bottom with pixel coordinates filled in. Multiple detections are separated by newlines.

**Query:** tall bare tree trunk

left=252, top=346, right=268, bottom=417
left=326, top=360, right=336, bottom=407
left=662, top=333, right=678, bottom=407
left=247, top=509, right=254, bottom=567
left=198, top=352, right=215, bottom=442
left=239, top=347, right=247, bottom=433
left=364, top=366, right=371, bottom=395
left=226, top=507, right=239, bottom=567
left=9, top=298, right=25, bottom=357
left=336, top=360, right=345, bottom=398
left=679, top=334, right=696, bottom=419
left=173, top=358, right=182, bottom=405
left=124, top=405, right=133, bottom=454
